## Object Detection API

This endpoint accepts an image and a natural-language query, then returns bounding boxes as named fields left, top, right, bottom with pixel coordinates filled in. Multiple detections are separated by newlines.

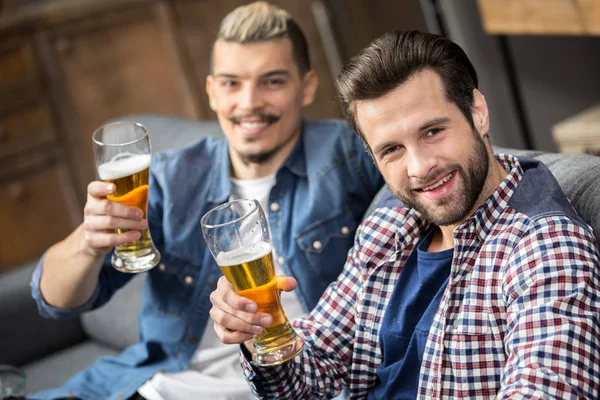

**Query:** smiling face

left=356, top=69, right=493, bottom=226
left=206, top=38, right=317, bottom=173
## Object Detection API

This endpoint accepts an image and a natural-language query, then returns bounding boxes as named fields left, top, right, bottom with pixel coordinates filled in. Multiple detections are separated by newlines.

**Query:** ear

left=206, top=75, right=218, bottom=112
left=471, top=89, right=490, bottom=137
left=301, top=70, right=319, bottom=107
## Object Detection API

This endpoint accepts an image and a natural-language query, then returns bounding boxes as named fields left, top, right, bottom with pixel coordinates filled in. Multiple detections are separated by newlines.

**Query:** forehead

left=356, top=70, right=454, bottom=139
left=212, top=38, right=298, bottom=76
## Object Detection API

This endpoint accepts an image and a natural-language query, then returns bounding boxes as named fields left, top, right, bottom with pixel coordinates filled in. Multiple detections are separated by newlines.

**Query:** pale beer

left=217, top=241, right=295, bottom=350
left=98, top=153, right=154, bottom=263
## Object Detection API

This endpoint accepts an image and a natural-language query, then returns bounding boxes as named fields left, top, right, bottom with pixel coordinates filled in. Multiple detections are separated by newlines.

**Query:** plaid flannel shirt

left=241, top=155, right=600, bottom=399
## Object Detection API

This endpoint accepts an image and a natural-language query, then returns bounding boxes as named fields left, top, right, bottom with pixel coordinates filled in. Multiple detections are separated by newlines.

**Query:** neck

left=229, top=131, right=301, bottom=180
left=435, top=152, right=508, bottom=250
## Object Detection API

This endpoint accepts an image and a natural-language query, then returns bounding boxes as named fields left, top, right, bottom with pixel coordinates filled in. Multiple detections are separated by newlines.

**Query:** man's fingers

left=276, top=276, right=298, bottom=292
left=87, top=181, right=115, bottom=198
left=209, top=280, right=272, bottom=327
left=85, top=198, right=143, bottom=220
left=213, top=322, right=253, bottom=345
left=82, top=230, right=141, bottom=249
left=209, top=306, right=265, bottom=336
left=84, top=215, right=148, bottom=231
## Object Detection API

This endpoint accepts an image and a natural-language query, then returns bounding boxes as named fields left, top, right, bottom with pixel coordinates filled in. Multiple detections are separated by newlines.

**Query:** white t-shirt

left=138, top=174, right=306, bottom=400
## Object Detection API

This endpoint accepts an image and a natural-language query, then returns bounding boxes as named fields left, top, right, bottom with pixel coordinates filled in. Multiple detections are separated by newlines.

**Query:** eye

left=264, top=78, right=285, bottom=87
left=425, top=127, right=443, bottom=137
left=382, top=145, right=401, bottom=156
left=221, top=80, right=239, bottom=88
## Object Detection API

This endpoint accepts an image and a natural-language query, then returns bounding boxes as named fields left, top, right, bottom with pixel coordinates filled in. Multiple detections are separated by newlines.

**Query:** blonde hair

left=218, top=1, right=291, bottom=42
left=213, top=1, right=310, bottom=74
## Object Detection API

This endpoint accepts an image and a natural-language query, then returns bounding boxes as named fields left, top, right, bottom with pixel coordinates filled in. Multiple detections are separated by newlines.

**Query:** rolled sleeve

left=30, top=252, right=102, bottom=319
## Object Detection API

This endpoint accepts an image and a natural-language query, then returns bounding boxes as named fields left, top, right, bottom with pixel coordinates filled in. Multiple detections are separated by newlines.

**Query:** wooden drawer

left=0, top=40, right=36, bottom=88
left=0, top=157, right=81, bottom=271
left=0, top=104, right=57, bottom=159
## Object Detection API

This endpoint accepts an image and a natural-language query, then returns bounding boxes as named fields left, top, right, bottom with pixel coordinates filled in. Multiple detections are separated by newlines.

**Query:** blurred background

left=1, top=0, right=599, bottom=273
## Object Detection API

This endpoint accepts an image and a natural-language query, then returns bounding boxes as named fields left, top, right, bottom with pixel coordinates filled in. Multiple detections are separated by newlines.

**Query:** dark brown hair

left=337, top=30, right=478, bottom=141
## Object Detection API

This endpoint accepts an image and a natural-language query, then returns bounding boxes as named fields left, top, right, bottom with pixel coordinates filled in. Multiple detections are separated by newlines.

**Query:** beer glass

left=201, top=199, right=304, bottom=366
left=92, top=121, right=161, bottom=273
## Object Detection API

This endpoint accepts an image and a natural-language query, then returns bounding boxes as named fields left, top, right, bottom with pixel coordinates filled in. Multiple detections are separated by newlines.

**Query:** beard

left=229, top=112, right=283, bottom=165
left=392, top=131, right=490, bottom=226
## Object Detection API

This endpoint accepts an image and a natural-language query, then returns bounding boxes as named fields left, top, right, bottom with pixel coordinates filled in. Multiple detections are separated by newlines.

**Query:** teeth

left=422, top=172, right=453, bottom=191
left=239, top=121, right=268, bottom=130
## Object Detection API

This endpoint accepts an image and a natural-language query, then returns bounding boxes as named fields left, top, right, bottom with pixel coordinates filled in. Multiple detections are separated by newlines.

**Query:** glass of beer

left=92, top=121, right=161, bottom=273
left=201, top=199, right=304, bottom=366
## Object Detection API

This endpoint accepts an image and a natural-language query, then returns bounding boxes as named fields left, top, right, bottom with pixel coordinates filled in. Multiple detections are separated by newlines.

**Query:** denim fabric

left=29, top=119, right=383, bottom=400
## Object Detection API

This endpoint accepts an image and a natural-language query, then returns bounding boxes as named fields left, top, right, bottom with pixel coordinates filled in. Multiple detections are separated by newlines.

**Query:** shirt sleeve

left=30, top=252, right=107, bottom=319
left=30, top=156, right=166, bottom=320
left=240, top=222, right=369, bottom=399
left=499, top=215, right=600, bottom=399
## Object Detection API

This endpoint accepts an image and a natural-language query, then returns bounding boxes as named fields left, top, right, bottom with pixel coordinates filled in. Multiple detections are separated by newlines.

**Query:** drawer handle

left=8, top=183, right=27, bottom=201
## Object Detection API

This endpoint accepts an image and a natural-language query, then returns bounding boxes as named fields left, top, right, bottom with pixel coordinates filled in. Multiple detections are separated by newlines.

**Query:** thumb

left=276, top=276, right=297, bottom=292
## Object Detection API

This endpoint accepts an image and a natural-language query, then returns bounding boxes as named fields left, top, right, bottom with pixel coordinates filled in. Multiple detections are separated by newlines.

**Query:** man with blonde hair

left=26, top=2, right=382, bottom=400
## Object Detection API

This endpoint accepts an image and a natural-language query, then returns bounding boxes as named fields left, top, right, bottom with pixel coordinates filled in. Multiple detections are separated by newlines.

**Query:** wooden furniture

left=2, top=0, right=416, bottom=272
left=553, top=104, right=600, bottom=155
left=476, top=0, right=600, bottom=35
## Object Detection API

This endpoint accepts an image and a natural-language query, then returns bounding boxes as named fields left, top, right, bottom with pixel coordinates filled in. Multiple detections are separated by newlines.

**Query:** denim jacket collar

left=206, top=141, right=232, bottom=205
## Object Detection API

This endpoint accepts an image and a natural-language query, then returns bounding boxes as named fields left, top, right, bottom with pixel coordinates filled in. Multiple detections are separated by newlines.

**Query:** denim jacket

left=30, top=119, right=383, bottom=400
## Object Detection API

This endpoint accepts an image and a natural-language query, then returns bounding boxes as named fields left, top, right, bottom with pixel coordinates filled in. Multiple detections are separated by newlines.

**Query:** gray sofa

left=1, top=114, right=599, bottom=396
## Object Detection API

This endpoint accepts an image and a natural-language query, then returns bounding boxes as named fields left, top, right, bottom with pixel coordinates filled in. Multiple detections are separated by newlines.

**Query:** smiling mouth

left=416, top=171, right=455, bottom=192
left=238, top=121, right=270, bottom=130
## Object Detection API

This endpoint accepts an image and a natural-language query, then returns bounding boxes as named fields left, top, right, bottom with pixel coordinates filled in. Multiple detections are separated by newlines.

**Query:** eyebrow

left=213, top=69, right=291, bottom=79
left=419, top=117, right=451, bottom=132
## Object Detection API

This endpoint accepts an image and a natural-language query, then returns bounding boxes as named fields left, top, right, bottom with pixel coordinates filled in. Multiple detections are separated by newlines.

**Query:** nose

left=238, top=84, right=264, bottom=111
left=405, top=147, right=436, bottom=180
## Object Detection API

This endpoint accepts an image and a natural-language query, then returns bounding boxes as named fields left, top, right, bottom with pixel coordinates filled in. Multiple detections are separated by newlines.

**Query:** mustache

left=229, top=112, right=280, bottom=124
left=407, top=166, right=458, bottom=191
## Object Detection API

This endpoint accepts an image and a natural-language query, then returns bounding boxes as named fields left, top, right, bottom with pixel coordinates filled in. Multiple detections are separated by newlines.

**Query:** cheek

left=380, top=162, right=407, bottom=189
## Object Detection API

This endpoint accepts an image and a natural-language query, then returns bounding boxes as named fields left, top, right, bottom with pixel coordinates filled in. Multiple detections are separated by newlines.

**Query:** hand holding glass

left=92, top=122, right=161, bottom=273
left=201, top=199, right=303, bottom=366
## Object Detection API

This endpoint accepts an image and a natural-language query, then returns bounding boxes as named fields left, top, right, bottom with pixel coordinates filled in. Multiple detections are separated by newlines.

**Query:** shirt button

left=270, top=202, right=280, bottom=212
left=278, top=256, right=285, bottom=265
left=158, top=263, right=166, bottom=272
left=188, top=336, right=198, bottom=343
left=209, top=280, right=218, bottom=289
left=312, top=240, right=322, bottom=250
left=184, top=276, right=193, bottom=285
left=341, top=226, right=350, bottom=235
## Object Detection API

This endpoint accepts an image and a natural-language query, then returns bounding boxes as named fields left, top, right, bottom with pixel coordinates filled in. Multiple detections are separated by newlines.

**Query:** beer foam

left=98, top=153, right=151, bottom=180
left=216, top=241, right=272, bottom=267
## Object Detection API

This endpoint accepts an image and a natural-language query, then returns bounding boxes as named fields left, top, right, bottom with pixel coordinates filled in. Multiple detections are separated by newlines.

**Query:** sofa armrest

left=0, top=262, right=87, bottom=366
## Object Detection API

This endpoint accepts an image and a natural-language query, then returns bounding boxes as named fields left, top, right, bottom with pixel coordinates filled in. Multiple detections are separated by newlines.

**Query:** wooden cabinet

left=36, top=1, right=200, bottom=199
left=0, top=154, right=80, bottom=269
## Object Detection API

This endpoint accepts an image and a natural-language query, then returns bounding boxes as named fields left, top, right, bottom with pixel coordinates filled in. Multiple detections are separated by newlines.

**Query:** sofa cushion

left=23, top=340, right=120, bottom=395
left=111, top=114, right=222, bottom=153
left=80, top=274, right=144, bottom=351
left=0, top=264, right=86, bottom=366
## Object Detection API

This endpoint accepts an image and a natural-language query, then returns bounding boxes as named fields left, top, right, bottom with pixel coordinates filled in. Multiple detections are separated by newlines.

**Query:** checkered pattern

left=241, top=155, right=600, bottom=399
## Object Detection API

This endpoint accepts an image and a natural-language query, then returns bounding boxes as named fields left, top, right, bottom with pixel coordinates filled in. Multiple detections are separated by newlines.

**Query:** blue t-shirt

left=368, top=227, right=452, bottom=399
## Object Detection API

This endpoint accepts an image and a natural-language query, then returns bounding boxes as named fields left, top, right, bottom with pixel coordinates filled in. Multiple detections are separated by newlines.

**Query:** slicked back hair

left=337, top=30, right=479, bottom=144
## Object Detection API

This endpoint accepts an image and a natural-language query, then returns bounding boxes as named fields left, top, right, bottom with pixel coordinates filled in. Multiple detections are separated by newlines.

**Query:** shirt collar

left=280, top=119, right=307, bottom=178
